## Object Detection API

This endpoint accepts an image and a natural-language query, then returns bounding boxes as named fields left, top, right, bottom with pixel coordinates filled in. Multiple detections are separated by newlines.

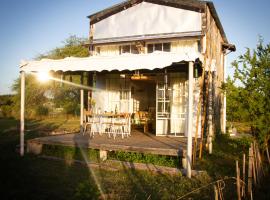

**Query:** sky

left=0, top=0, right=269, bottom=95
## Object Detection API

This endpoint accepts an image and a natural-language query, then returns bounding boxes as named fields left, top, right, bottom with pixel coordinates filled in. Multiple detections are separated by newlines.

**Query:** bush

left=63, top=102, right=80, bottom=116
left=0, top=105, right=13, bottom=118
left=108, top=151, right=180, bottom=168
left=35, top=105, right=49, bottom=116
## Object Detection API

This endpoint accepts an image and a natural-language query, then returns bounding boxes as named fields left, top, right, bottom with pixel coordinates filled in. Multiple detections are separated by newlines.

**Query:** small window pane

left=122, top=45, right=130, bottom=54
left=131, top=45, right=139, bottom=54
left=163, top=43, right=171, bottom=52
left=155, top=43, right=162, bottom=51
left=96, top=47, right=101, bottom=54
left=147, top=44, right=154, bottom=53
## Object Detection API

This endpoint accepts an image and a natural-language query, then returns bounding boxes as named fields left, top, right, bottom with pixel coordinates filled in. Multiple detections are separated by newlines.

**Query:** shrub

left=0, top=105, right=13, bottom=118
left=35, top=105, right=49, bottom=116
left=108, top=151, right=179, bottom=168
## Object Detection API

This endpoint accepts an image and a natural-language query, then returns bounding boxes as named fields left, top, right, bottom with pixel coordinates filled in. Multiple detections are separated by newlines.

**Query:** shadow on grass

left=0, top=118, right=99, bottom=200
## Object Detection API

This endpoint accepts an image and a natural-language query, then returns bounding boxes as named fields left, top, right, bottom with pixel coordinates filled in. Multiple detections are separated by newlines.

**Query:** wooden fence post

left=266, top=143, right=270, bottom=165
left=236, top=160, right=241, bottom=200
left=242, top=153, right=246, bottom=198
left=214, top=184, right=219, bottom=200
left=251, top=145, right=257, bottom=186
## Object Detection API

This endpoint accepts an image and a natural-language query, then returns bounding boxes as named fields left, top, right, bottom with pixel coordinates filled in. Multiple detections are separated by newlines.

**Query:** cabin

left=20, top=0, right=235, bottom=177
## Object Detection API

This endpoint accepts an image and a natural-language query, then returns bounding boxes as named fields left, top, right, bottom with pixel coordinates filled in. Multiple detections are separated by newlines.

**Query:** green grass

left=42, top=145, right=100, bottom=162
left=0, top=118, right=213, bottom=199
left=195, top=134, right=252, bottom=177
left=0, top=117, right=269, bottom=199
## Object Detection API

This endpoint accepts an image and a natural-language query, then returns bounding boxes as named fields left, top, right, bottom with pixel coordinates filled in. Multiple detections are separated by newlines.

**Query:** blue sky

left=0, top=0, right=269, bottom=94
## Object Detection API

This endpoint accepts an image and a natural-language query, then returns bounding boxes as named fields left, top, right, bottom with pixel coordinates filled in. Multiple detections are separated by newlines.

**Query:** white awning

left=20, top=51, right=202, bottom=73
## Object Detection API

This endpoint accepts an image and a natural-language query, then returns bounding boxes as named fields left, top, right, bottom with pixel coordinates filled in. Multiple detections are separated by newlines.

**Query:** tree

left=12, top=35, right=89, bottom=118
left=12, top=74, right=50, bottom=118
left=37, top=35, right=89, bottom=59
left=230, top=38, right=270, bottom=147
left=224, top=77, right=249, bottom=122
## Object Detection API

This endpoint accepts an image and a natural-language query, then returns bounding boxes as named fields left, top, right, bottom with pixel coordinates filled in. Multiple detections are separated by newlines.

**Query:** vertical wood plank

left=253, top=142, right=259, bottom=184
left=236, top=160, right=241, bottom=200
left=248, top=147, right=253, bottom=196
left=214, top=184, right=219, bottom=200
left=242, top=153, right=246, bottom=197
left=193, top=67, right=205, bottom=165
left=251, top=145, right=257, bottom=186
left=266, top=144, right=270, bottom=165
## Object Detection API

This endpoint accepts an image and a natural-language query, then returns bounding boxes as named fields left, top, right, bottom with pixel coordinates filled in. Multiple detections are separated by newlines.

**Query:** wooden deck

left=27, top=130, right=191, bottom=157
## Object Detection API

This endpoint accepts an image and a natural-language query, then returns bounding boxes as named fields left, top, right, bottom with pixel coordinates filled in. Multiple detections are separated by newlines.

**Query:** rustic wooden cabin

left=20, top=0, right=235, bottom=177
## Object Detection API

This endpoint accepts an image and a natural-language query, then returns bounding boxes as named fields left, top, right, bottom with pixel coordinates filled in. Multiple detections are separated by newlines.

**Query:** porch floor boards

left=28, top=130, right=198, bottom=157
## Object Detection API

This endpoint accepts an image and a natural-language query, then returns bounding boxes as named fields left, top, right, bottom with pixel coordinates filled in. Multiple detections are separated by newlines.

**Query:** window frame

left=147, top=42, right=171, bottom=53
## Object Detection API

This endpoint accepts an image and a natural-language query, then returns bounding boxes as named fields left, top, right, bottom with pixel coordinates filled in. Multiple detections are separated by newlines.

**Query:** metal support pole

left=80, top=89, right=84, bottom=134
left=187, top=61, right=194, bottom=178
left=20, top=71, right=25, bottom=156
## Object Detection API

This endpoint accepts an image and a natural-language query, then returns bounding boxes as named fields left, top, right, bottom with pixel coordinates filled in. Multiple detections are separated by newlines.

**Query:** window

left=96, top=47, right=101, bottom=55
left=147, top=43, right=171, bottom=53
left=147, top=44, right=154, bottom=53
left=163, top=43, right=171, bottom=52
left=155, top=43, right=162, bottom=51
left=120, top=45, right=139, bottom=54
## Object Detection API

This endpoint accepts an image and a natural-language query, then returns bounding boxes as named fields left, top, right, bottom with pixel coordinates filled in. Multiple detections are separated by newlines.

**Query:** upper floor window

left=147, top=43, right=171, bottom=53
left=119, top=45, right=139, bottom=54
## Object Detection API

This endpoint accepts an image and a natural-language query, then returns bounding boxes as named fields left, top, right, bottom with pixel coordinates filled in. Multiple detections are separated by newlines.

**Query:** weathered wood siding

left=203, top=5, right=225, bottom=133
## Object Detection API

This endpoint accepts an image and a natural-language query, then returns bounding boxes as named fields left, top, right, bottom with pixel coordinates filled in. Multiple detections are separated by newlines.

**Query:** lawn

left=0, top=118, right=268, bottom=199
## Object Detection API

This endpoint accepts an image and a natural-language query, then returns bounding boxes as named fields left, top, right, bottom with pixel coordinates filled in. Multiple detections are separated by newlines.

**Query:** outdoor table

left=84, top=112, right=131, bottom=138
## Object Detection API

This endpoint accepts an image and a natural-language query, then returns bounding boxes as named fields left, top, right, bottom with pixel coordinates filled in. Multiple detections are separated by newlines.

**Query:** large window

left=119, top=45, right=139, bottom=54
left=147, top=43, right=171, bottom=53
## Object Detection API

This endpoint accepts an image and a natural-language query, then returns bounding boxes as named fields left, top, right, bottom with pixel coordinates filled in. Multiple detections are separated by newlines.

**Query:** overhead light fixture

left=131, top=74, right=148, bottom=80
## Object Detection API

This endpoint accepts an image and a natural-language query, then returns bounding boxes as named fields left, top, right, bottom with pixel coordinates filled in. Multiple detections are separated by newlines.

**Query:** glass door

left=156, top=75, right=170, bottom=135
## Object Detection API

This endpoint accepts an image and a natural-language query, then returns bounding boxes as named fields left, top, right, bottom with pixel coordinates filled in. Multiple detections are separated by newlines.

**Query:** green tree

left=12, top=35, right=89, bottom=118
left=12, top=74, right=50, bottom=118
left=224, top=78, right=249, bottom=122
left=230, top=39, right=270, bottom=147
left=37, top=35, right=89, bottom=59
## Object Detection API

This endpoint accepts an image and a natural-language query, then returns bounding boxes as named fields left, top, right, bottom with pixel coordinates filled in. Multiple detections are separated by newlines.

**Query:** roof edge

left=205, top=1, right=228, bottom=44
left=88, top=0, right=206, bottom=24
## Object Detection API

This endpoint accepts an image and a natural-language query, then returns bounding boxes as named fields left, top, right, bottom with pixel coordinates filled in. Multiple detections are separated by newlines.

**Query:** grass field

left=0, top=117, right=268, bottom=199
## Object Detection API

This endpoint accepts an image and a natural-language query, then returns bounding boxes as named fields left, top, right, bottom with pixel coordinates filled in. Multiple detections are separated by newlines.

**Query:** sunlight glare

left=37, top=71, right=50, bottom=82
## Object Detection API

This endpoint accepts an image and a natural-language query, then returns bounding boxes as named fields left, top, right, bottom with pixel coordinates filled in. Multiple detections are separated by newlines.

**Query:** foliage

left=37, top=35, right=89, bottom=59
left=223, top=78, right=249, bottom=122
left=42, top=145, right=100, bottom=162
left=0, top=95, right=15, bottom=118
left=74, top=181, right=100, bottom=200
left=108, top=151, right=179, bottom=168
left=0, top=95, right=14, bottom=106
left=2, top=118, right=269, bottom=199
left=196, top=134, right=251, bottom=178
left=12, top=74, right=49, bottom=118
left=35, top=105, right=49, bottom=116
left=11, top=35, right=89, bottom=118
left=226, top=39, right=270, bottom=147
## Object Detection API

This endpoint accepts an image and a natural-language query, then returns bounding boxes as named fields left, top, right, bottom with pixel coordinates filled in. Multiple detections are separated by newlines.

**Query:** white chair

left=110, top=113, right=131, bottom=139
left=83, top=112, right=100, bottom=138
